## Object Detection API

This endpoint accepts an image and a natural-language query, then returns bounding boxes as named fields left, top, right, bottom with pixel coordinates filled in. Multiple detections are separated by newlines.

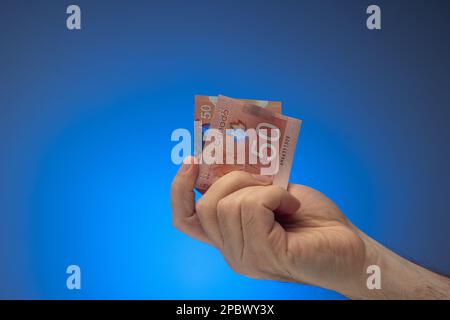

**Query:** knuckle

left=172, top=218, right=184, bottom=232
left=240, top=265, right=260, bottom=279
left=217, top=198, right=239, bottom=223
left=224, top=257, right=245, bottom=277
left=226, top=170, right=252, bottom=182
left=227, top=263, right=242, bottom=276
left=223, top=255, right=235, bottom=269
left=266, top=185, right=283, bottom=197
left=241, top=193, right=260, bottom=209
left=217, top=198, right=231, bottom=214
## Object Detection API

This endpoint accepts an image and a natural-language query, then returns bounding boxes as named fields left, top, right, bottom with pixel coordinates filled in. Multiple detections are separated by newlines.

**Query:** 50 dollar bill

left=194, top=95, right=300, bottom=193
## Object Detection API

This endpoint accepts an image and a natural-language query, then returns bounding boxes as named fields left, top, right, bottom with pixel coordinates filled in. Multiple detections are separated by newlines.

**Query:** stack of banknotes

left=194, top=95, right=301, bottom=193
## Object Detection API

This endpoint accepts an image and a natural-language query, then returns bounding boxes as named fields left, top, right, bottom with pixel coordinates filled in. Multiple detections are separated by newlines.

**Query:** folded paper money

left=194, top=95, right=301, bottom=193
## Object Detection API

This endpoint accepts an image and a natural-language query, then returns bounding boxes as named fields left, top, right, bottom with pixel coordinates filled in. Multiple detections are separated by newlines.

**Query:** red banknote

left=194, top=95, right=301, bottom=193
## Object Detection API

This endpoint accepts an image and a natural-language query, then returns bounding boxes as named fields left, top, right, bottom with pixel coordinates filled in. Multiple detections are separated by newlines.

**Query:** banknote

left=194, top=95, right=282, bottom=141
left=194, top=95, right=283, bottom=180
left=195, top=95, right=301, bottom=193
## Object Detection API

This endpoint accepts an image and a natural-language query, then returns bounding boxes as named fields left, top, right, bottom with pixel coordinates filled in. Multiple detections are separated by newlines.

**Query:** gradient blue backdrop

left=1, top=0, right=449, bottom=299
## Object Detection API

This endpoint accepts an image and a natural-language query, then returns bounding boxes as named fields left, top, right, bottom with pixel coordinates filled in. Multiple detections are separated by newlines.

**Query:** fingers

left=216, top=186, right=300, bottom=274
left=195, top=171, right=272, bottom=248
left=216, top=188, right=248, bottom=265
left=170, top=156, right=210, bottom=244
left=240, top=185, right=300, bottom=241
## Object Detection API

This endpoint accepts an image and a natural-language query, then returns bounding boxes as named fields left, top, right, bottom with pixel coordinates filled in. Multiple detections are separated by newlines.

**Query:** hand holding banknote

left=170, top=95, right=450, bottom=299
left=171, top=158, right=450, bottom=299
left=194, top=95, right=300, bottom=193
left=171, top=160, right=366, bottom=296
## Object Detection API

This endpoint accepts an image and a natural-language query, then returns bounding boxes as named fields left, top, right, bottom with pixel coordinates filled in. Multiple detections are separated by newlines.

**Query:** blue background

left=1, top=0, right=449, bottom=299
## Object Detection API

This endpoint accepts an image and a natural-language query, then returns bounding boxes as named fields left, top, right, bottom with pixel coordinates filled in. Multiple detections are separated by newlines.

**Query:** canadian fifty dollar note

left=194, top=95, right=301, bottom=193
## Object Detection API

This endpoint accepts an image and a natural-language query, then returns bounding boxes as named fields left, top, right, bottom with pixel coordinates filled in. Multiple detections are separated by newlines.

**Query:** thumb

left=171, top=156, right=199, bottom=220
left=172, top=156, right=198, bottom=188
left=171, top=156, right=211, bottom=244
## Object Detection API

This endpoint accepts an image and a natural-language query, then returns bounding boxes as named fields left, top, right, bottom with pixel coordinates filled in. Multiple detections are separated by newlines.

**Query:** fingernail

left=180, top=156, right=196, bottom=172
left=251, top=174, right=273, bottom=184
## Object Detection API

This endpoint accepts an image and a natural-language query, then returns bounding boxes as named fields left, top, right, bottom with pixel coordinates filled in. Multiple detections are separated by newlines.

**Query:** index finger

left=196, top=171, right=272, bottom=248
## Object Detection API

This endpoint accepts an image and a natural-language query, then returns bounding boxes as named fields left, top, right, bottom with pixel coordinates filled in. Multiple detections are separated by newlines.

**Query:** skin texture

left=171, top=157, right=450, bottom=299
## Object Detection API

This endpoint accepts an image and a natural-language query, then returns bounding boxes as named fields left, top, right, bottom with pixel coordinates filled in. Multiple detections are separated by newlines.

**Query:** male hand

left=171, top=156, right=450, bottom=299
left=171, top=156, right=366, bottom=294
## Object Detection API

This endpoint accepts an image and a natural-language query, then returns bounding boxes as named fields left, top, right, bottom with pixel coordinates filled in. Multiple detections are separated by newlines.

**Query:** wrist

left=342, top=232, right=394, bottom=299
left=343, top=229, right=450, bottom=299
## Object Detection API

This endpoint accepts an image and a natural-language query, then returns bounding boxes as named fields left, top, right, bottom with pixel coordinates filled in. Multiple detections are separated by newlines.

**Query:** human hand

left=171, top=157, right=366, bottom=294
left=171, top=157, right=450, bottom=299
